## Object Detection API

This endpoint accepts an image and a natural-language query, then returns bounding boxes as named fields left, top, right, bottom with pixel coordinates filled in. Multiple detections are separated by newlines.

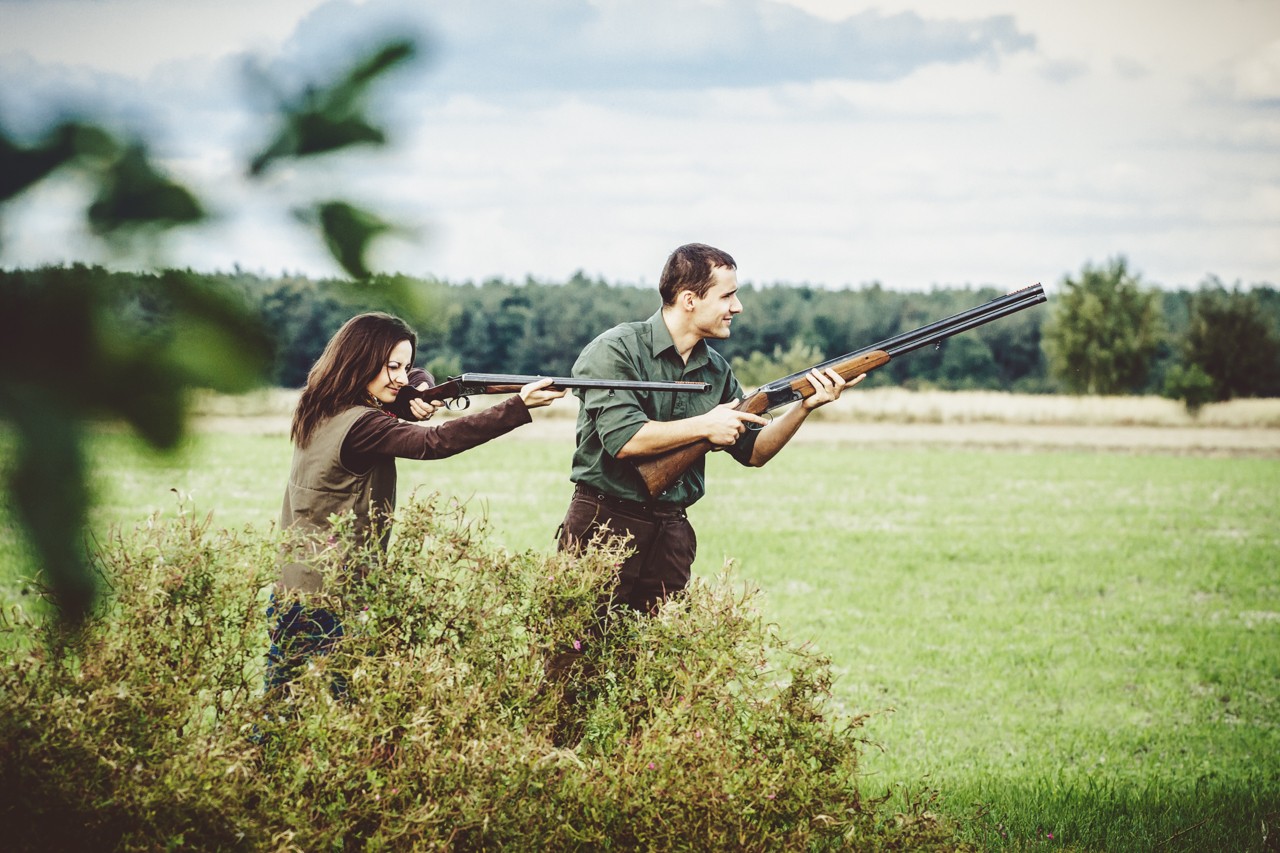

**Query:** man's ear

left=678, top=289, right=696, bottom=311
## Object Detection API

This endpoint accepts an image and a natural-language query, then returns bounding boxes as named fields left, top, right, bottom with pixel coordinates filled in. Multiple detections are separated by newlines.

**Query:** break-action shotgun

left=634, top=283, right=1048, bottom=498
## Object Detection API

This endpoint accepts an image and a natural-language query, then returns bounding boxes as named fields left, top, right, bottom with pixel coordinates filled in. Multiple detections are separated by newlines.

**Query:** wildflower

left=766, top=793, right=776, bottom=800
left=647, top=762, right=656, bottom=770
left=573, top=639, right=582, bottom=651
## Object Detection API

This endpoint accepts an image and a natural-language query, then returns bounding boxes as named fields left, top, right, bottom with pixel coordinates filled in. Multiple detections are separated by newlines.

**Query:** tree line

left=4, top=259, right=1277, bottom=405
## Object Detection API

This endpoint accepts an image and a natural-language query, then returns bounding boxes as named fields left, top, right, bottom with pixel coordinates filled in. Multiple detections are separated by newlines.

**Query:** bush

left=1161, top=363, right=1216, bottom=415
left=731, top=340, right=826, bottom=389
left=0, top=496, right=958, bottom=850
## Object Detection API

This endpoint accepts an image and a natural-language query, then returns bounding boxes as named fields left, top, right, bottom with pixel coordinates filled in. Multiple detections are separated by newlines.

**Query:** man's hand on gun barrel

left=799, top=367, right=863, bottom=410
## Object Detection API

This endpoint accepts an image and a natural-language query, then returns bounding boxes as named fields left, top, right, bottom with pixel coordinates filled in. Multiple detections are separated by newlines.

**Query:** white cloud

left=1230, top=39, right=1280, bottom=103
left=0, top=0, right=330, bottom=78
left=266, top=0, right=1034, bottom=93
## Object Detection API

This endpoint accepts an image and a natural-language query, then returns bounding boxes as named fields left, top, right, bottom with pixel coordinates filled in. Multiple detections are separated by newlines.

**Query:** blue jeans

left=265, top=596, right=347, bottom=698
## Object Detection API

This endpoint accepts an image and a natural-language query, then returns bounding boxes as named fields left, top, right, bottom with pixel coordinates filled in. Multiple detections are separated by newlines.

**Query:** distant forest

left=6, top=264, right=1279, bottom=396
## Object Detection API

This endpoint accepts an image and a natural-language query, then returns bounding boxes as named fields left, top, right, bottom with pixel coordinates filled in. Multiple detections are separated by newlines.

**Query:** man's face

left=688, top=265, right=743, bottom=340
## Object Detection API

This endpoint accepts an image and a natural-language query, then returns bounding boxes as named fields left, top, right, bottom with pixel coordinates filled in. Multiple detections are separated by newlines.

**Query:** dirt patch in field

left=784, top=422, right=1280, bottom=457
left=195, top=413, right=1280, bottom=457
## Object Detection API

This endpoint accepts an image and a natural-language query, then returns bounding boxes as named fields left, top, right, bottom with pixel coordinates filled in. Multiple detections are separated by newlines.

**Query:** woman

left=267, top=311, right=563, bottom=695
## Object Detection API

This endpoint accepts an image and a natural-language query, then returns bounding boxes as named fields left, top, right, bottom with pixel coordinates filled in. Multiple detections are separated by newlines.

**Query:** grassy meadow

left=1, top=393, right=1278, bottom=850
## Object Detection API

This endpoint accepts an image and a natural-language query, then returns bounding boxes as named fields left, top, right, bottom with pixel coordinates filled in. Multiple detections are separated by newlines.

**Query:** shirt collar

left=645, top=309, right=709, bottom=369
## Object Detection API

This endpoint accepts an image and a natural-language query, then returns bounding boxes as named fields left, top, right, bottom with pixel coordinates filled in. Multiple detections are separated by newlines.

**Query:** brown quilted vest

left=278, top=406, right=397, bottom=593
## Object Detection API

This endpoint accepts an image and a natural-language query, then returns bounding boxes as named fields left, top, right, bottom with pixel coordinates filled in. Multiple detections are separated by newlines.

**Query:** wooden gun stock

left=634, top=350, right=890, bottom=498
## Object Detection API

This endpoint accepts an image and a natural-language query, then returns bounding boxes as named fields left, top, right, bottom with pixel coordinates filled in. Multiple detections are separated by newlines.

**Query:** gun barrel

left=451, top=374, right=710, bottom=393
left=872, top=283, right=1046, bottom=359
left=757, top=283, right=1046, bottom=404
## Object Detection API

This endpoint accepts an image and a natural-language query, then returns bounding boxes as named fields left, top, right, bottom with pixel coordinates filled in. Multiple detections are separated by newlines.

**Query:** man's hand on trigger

left=702, top=400, right=768, bottom=446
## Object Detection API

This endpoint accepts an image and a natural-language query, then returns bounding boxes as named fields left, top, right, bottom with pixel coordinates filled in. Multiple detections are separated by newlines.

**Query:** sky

left=1, top=0, right=1277, bottom=292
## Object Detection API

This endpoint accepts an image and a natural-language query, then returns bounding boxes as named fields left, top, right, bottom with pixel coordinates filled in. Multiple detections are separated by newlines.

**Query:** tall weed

left=0, top=495, right=958, bottom=850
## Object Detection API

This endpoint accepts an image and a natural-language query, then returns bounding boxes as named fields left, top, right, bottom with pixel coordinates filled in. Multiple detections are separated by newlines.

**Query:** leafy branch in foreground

left=0, top=35, right=421, bottom=622
left=0, top=266, right=271, bottom=621
left=247, top=38, right=418, bottom=282
left=0, top=496, right=960, bottom=850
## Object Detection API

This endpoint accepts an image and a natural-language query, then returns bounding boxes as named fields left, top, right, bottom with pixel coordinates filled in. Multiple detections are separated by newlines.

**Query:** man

left=557, top=243, right=863, bottom=614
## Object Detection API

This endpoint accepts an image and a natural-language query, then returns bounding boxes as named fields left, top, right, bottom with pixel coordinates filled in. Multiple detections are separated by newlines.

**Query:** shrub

left=731, top=340, right=826, bottom=389
left=1161, top=363, right=1216, bottom=415
left=0, top=496, right=958, bottom=850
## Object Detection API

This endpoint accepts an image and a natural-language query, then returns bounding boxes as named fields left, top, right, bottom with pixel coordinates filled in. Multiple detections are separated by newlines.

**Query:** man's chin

left=697, top=323, right=732, bottom=340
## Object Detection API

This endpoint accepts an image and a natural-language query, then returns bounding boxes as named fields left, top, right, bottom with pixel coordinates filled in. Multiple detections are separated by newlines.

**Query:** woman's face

left=366, top=339, right=413, bottom=406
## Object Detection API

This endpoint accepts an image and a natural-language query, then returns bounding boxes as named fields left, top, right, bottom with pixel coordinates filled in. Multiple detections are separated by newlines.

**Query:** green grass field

left=3, top=424, right=1278, bottom=850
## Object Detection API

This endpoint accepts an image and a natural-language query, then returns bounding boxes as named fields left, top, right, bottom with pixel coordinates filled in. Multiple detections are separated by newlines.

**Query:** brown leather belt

left=573, top=483, right=687, bottom=519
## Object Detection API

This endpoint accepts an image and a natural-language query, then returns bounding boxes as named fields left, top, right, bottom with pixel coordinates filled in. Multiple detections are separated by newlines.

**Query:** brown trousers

left=557, top=484, right=697, bottom=614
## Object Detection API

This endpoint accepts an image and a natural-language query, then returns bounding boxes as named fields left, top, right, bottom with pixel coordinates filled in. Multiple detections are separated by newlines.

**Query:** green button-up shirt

left=569, top=309, right=758, bottom=507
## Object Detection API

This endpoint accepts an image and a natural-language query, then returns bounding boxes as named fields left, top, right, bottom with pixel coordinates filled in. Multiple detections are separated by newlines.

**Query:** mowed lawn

left=3, top=422, right=1277, bottom=850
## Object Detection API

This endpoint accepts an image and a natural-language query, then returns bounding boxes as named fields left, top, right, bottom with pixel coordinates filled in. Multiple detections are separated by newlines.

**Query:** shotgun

left=395, top=373, right=710, bottom=412
left=634, top=283, right=1048, bottom=498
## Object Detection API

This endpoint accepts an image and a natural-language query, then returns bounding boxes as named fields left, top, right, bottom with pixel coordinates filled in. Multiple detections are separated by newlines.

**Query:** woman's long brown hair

left=291, top=312, right=417, bottom=447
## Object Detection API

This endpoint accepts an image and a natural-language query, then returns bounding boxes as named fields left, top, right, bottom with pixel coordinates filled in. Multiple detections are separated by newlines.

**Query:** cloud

left=1038, top=57, right=1088, bottom=84
left=0, top=51, right=253, bottom=165
left=2, top=0, right=1038, bottom=143
left=1112, top=56, right=1148, bottom=80
left=1229, top=38, right=1280, bottom=104
left=0, top=55, right=146, bottom=135
left=280, top=0, right=1036, bottom=94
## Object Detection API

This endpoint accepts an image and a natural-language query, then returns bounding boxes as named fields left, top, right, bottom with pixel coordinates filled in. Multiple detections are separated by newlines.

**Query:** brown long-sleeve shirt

left=339, top=368, right=532, bottom=472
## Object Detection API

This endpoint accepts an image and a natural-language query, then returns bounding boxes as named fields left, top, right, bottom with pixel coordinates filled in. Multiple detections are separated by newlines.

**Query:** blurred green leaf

left=305, top=200, right=395, bottom=280
left=0, top=121, right=118, bottom=203
left=159, top=270, right=274, bottom=393
left=249, top=39, right=416, bottom=176
left=87, top=143, right=205, bottom=237
left=85, top=270, right=273, bottom=446
left=347, top=39, right=417, bottom=87
left=0, top=128, right=74, bottom=202
left=0, top=388, right=94, bottom=623
left=0, top=264, right=274, bottom=623
left=359, top=272, right=447, bottom=325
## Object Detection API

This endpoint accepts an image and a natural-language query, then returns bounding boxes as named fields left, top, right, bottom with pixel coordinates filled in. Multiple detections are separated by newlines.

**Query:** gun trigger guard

left=745, top=411, right=772, bottom=432
left=448, top=397, right=472, bottom=411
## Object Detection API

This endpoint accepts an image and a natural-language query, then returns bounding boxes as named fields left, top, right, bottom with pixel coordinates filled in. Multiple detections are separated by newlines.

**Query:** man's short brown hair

left=658, top=243, right=736, bottom=305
